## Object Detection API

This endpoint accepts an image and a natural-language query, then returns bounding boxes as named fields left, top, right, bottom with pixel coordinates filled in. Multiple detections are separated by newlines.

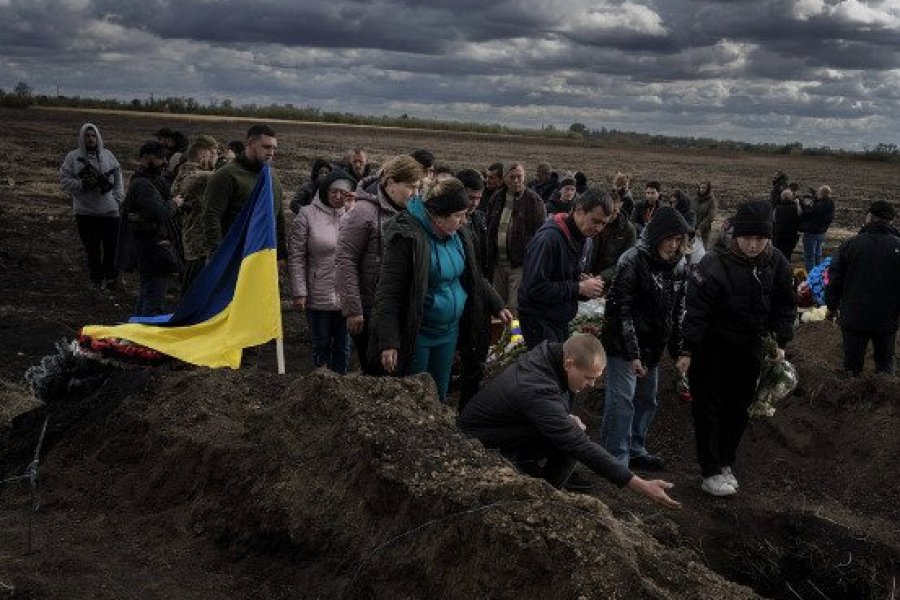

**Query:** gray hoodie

left=59, top=123, right=125, bottom=216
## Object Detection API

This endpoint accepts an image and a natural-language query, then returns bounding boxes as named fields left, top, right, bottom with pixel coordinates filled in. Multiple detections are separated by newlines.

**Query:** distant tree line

left=1, top=81, right=897, bottom=162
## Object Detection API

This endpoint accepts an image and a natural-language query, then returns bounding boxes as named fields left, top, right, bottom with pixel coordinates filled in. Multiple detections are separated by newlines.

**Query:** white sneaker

left=701, top=474, right=737, bottom=497
left=721, top=467, right=739, bottom=490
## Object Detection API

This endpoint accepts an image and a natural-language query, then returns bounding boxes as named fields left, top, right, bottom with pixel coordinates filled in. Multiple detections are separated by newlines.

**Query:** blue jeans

left=135, top=274, right=169, bottom=317
left=802, top=232, right=825, bottom=272
left=599, top=355, right=660, bottom=465
left=306, top=309, right=350, bottom=374
left=409, top=330, right=459, bottom=403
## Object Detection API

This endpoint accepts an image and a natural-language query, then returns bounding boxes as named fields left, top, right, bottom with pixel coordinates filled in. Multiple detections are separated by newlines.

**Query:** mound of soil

left=1, top=366, right=755, bottom=599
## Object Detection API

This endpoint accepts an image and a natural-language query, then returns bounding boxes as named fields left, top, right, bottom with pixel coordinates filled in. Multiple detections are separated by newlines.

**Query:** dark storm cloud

left=1, top=0, right=900, bottom=148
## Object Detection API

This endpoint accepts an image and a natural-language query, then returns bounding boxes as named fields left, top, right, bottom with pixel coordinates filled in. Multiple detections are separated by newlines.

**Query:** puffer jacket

left=287, top=198, right=345, bottom=311
left=335, top=185, right=403, bottom=318
left=59, top=123, right=125, bottom=216
left=601, top=241, right=687, bottom=366
left=683, top=239, right=796, bottom=353
left=372, top=199, right=502, bottom=375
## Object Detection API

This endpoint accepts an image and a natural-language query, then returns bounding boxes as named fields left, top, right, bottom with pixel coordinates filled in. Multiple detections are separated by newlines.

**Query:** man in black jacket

left=826, top=201, right=900, bottom=375
left=599, top=207, right=691, bottom=471
left=458, top=334, right=680, bottom=508
left=517, top=188, right=612, bottom=348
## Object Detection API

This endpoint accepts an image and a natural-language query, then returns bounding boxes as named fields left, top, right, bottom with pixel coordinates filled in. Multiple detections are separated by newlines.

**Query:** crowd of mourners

left=61, top=122, right=900, bottom=509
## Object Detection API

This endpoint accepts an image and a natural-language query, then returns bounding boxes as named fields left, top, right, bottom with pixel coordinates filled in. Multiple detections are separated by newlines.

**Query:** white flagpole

left=276, top=337, right=285, bottom=374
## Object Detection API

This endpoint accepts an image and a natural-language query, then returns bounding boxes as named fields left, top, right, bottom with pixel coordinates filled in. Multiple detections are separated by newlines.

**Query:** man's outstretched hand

left=627, top=476, right=682, bottom=509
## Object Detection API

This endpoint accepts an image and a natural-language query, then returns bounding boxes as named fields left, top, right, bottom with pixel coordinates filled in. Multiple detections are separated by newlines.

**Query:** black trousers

left=351, top=315, right=386, bottom=376
left=520, top=315, right=568, bottom=350
left=842, top=328, right=896, bottom=375
left=497, top=435, right=577, bottom=489
left=690, top=341, right=762, bottom=478
left=75, top=214, right=120, bottom=283
left=458, top=320, right=491, bottom=412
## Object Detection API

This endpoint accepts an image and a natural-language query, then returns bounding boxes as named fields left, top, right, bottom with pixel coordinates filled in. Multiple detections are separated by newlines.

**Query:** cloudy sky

left=2, top=0, right=899, bottom=149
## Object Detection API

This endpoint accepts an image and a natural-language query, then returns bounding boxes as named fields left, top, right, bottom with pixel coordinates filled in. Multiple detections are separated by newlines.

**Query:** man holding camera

left=60, top=123, right=125, bottom=291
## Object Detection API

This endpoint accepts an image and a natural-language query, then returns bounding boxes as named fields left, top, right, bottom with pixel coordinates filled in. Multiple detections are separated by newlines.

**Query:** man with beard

left=202, top=124, right=286, bottom=258
left=59, top=123, right=125, bottom=291
left=599, top=207, right=692, bottom=472
left=117, top=141, right=184, bottom=316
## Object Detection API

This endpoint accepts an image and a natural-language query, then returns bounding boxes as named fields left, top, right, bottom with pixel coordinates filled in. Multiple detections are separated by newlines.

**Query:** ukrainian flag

left=82, top=165, right=283, bottom=368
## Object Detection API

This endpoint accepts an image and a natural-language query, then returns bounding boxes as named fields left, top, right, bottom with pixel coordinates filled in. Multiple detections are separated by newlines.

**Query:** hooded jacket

left=372, top=198, right=502, bottom=374
left=517, top=213, right=587, bottom=325
left=825, top=221, right=900, bottom=333
left=59, top=123, right=124, bottom=216
left=457, top=341, right=633, bottom=487
left=601, top=240, right=687, bottom=366
left=287, top=198, right=345, bottom=311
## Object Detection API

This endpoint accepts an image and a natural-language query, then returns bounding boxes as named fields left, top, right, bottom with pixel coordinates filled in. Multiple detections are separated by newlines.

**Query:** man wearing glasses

left=517, top=188, right=612, bottom=349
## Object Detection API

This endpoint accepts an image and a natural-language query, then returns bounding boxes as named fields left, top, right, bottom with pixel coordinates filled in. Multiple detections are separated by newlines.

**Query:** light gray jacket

left=59, top=123, right=124, bottom=216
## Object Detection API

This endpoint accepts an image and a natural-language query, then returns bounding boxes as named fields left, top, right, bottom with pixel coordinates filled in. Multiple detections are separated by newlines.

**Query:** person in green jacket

left=201, top=124, right=286, bottom=259
left=374, top=178, right=511, bottom=403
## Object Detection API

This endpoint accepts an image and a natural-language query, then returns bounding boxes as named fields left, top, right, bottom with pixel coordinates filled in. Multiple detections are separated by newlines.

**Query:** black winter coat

left=517, top=214, right=586, bottom=325
left=601, top=242, right=687, bottom=366
left=457, top=341, right=633, bottom=487
left=799, top=197, right=835, bottom=234
left=683, top=242, right=796, bottom=353
left=773, top=197, right=801, bottom=240
left=825, top=222, right=900, bottom=333
left=371, top=212, right=503, bottom=375
left=117, top=167, right=182, bottom=276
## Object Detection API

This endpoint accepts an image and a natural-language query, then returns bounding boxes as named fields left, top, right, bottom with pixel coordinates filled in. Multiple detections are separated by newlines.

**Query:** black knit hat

left=643, top=206, right=691, bottom=248
left=869, top=200, right=895, bottom=221
left=732, top=200, right=773, bottom=238
left=318, top=170, right=356, bottom=203
left=425, top=180, right=469, bottom=216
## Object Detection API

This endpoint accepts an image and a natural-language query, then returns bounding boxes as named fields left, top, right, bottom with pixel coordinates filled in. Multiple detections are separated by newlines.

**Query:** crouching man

left=458, top=334, right=681, bottom=509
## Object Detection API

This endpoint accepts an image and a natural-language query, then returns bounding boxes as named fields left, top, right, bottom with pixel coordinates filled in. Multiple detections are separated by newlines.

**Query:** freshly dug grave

left=0, top=366, right=753, bottom=599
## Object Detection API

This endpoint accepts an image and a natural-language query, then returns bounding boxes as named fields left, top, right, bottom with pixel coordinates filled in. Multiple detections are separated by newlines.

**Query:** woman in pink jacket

left=288, top=171, right=356, bottom=373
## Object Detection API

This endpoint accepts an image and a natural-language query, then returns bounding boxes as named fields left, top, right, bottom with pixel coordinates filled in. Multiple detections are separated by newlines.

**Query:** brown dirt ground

left=1, top=107, right=899, bottom=599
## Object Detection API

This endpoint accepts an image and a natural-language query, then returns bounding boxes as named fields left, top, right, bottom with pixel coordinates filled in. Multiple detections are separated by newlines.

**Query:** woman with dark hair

left=290, top=158, right=333, bottom=214
left=373, top=178, right=510, bottom=403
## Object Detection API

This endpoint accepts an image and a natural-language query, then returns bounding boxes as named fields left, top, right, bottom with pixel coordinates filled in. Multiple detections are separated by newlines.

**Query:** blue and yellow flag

left=82, top=165, right=282, bottom=368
